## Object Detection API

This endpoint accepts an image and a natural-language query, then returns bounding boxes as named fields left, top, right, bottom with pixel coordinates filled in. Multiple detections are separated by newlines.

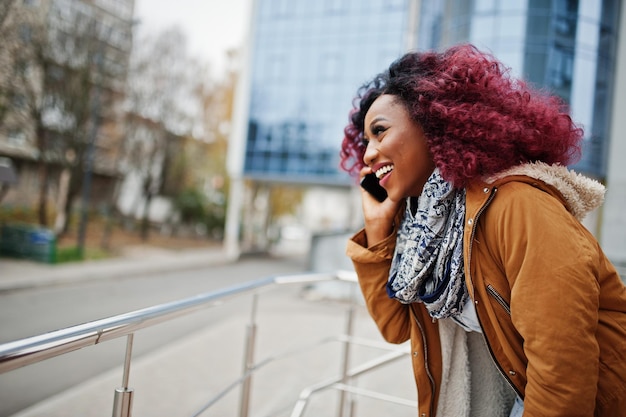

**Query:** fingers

left=359, top=166, right=373, bottom=179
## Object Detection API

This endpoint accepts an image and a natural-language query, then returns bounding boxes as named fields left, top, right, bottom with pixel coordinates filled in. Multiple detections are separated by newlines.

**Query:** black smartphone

left=360, top=173, right=387, bottom=202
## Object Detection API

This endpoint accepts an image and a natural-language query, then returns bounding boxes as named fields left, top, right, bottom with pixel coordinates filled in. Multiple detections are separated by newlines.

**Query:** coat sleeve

left=346, top=228, right=412, bottom=344
left=489, top=183, right=600, bottom=417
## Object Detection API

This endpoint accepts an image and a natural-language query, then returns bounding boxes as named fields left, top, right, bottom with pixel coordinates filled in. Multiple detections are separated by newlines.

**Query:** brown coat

left=347, top=170, right=626, bottom=417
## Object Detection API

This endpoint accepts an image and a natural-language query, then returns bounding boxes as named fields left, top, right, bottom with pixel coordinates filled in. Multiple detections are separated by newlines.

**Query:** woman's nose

left=363, top=142, right=378, bottom=166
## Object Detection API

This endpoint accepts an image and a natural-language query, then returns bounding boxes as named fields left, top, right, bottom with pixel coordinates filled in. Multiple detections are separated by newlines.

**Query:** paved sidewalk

left=0, top=245, right=233, bottom=292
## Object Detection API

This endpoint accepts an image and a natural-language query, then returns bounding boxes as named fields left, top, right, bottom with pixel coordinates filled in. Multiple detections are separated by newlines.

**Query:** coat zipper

left=466, top=188, right=523, bottom=399
left=486, top=284, right=511, bottom=315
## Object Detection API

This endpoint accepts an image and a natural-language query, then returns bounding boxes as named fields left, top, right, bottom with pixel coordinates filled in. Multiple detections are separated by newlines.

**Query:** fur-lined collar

left=484, top=162, right=605, bottom=221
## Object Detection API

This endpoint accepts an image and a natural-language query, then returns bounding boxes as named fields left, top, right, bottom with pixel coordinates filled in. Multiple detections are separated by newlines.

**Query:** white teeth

left=375, top=165, right=393, bottom=179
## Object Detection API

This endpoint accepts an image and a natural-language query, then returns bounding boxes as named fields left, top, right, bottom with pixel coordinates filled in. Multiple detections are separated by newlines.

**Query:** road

left=0, top=253, right=309, bottom=417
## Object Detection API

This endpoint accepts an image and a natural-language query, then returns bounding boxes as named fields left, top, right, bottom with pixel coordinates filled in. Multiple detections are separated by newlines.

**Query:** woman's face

left=363, top=94, right=435, bottom=201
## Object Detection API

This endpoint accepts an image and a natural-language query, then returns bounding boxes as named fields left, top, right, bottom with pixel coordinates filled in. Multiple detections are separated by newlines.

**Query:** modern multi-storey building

left=228, top=0, right=625, bottom=266
left=239, top=0, right=413, bottom=185
left=226, top=0, right=418, bottom=254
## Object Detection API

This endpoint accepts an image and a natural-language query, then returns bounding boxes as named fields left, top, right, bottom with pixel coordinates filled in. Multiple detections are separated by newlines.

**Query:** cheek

left=404, top=143, right=434, bottom=191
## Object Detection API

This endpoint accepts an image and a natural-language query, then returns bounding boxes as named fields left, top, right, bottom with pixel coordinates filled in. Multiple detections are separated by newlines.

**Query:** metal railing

left=0, top=270, right=415, bottom=417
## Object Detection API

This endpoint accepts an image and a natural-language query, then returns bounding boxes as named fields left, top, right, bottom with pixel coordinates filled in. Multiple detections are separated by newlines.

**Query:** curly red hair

left=340, top=44, right=583, bottom=188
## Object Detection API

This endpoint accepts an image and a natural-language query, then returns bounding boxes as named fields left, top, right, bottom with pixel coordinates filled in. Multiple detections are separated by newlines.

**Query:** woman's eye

left=361, top=137, right=369, bottom=148
left=372, top=125, right=386, bottom=136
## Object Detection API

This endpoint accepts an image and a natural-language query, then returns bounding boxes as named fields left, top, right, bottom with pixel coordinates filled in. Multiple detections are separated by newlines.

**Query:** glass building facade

left=417, top=0, right=621, bottom=179
left=243, top=0, right=410, bottom=185
left=242, top=0, right=620, bottom=183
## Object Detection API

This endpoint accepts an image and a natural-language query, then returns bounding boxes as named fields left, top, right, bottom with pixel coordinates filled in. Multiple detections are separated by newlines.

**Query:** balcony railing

left=0, top=270, right=416, bottom=417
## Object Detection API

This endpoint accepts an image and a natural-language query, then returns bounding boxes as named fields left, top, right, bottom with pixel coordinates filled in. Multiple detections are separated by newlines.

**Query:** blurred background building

left=225, top=0, right=417, bottom=256
left=227, top=0, right=626, bottom=266
left=1, top=0, right=227, bottom=252
left=0, top=0, right=135, bottom=233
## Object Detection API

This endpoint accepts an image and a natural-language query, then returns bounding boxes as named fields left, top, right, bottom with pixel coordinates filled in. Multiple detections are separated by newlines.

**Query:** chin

left=386, top=192, right=405, bottom=203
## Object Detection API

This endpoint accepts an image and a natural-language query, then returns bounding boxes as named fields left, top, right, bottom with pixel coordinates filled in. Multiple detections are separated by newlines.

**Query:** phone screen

left=360, top=173, right=387, bottom=202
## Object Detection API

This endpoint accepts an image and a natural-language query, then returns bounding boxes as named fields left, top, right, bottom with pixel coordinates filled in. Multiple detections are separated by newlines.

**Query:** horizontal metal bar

left=335, top=334, right=410, bottom=354
left=290, top=350, right=407, bottom=417
left=0, top=271, right=357, bottom=374
left=332, top=383, right=417, bottom=408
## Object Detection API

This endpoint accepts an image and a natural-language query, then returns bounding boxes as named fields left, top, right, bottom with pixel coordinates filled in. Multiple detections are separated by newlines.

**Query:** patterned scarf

left=387, top=169, right=468, bottom=320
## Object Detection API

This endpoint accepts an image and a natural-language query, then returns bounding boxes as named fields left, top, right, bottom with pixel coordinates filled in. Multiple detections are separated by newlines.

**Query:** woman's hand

left=360, top=168, right=402, bottom=247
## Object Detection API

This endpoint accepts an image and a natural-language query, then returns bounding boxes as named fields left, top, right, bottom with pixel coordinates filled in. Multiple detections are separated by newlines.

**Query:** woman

left=340, top=44, right=626, bottom=417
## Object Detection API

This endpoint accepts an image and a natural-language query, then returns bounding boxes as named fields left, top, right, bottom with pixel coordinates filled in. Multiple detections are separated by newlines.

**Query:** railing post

left=112, top=334, right=134, bottom=417
left=239, top=293, right=259, bottom=417
left=337, top=287, right=357, bottom=417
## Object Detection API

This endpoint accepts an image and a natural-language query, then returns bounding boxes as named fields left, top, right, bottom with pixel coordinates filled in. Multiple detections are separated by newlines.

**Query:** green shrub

left=174, top=188, right=207, bottom=224
left=56, top=246, right=83, bottom=263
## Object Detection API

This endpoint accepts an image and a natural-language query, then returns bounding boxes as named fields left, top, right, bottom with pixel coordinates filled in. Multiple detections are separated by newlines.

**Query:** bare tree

left=123, top=26, right=210, bottom=240
left=1, top=4, right=62, bottom=226
left=0, top=4, right=119, bottom=231
left=0, top=0, right=16, bottom=34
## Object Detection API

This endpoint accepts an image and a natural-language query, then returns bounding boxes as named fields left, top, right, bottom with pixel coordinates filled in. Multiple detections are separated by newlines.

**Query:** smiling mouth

left=375, top=165, right=394, bottom=179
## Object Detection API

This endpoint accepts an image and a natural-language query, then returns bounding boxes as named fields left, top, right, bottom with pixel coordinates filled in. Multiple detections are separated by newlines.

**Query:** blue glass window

left=244, top=0, right=409, bottom=184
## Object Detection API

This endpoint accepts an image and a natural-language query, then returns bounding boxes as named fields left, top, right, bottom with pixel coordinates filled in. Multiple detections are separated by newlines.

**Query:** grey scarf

left=387, top=169, right=468, bottom=319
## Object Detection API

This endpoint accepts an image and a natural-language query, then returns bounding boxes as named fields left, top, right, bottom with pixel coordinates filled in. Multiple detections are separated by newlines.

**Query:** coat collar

left=482, top=162, right=605, bottom=221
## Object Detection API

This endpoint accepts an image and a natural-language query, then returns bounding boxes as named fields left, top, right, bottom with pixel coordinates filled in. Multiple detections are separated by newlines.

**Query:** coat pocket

left=487, top=284, right=511, bottom=315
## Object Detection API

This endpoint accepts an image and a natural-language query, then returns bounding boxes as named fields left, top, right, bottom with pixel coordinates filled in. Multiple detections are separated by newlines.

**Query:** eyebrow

left=369, top=116, right=387, bottom=126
